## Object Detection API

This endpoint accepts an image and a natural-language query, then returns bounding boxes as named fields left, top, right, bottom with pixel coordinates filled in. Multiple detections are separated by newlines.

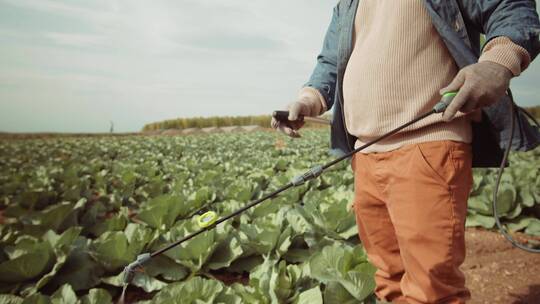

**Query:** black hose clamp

left=291, top=165, right=324, bottom=186
left=122, top=253, right=151, bottom=285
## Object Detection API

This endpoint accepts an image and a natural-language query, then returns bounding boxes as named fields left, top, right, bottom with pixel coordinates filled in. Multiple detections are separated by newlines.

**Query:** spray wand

left=118, top=93, right=460, bottom=302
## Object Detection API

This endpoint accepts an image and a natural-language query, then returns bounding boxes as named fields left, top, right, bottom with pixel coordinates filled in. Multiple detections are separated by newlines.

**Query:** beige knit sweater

left=301, top=0, right=530, bottom=153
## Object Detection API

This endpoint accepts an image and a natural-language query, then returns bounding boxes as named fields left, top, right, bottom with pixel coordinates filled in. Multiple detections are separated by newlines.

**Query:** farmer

left=272, top=1, right=540, bottom=303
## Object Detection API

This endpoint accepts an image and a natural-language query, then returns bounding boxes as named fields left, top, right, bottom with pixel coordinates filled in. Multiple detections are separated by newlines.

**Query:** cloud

left=45, top=32, right=106, bottom=48
left=0, top=0, right=538, bottom=133
left=188, top=32, right=286, bottom=52
left=1, top=0, right=94, bottom=17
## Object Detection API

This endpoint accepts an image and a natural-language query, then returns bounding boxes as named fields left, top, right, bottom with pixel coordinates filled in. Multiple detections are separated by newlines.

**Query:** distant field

left=0, top=132, right=139, bottom=140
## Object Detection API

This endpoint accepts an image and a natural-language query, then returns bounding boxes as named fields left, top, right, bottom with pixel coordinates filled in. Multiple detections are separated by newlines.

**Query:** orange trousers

left=351, top=140, right=473, bottom=304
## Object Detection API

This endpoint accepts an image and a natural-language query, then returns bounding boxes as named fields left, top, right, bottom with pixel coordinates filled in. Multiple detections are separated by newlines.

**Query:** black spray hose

left=492, top=90, right=540, bottom=254
left=120, top=91, right=539, bottom=293
left=119, top=92, right=456, bottom=291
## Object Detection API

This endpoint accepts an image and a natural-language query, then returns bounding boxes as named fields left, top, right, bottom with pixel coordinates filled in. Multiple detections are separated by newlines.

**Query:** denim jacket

left=305, top=0, right=540, bottom=167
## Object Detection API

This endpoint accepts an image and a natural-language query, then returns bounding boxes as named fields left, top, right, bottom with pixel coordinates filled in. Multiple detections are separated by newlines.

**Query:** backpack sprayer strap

left=492, top=90, right=540, bottom=254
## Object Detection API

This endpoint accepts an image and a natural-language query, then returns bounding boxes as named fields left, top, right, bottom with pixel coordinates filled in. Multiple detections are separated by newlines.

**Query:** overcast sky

left=1, top=0, right=539, bottom=133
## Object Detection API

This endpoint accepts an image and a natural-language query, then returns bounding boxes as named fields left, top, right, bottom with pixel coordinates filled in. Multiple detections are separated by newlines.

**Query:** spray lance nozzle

left=121, top=212, right=218, bottom=288
left=122, top=253, right=151, bottom=286
left=118, top=253, right=151, bottom=304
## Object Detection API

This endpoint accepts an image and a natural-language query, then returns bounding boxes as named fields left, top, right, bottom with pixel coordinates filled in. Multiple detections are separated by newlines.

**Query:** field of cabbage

left=0, top=130, right=539, bottom=303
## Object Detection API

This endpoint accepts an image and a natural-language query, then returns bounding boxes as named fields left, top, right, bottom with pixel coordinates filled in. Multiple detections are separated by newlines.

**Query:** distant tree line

left=142, top=115, right=272, bottom=131
left=142, top=114, right=333, bottom=132
left=142, top=106, right=539, bottom=132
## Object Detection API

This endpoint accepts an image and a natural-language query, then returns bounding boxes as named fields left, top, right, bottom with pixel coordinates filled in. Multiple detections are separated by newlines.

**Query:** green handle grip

left=434, top=91, right=458, bottom=113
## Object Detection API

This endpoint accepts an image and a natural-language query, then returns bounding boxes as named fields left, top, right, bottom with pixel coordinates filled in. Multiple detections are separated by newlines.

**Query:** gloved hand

left=271, top=88, right=325, bottom=138
left=439, top=61, right=513, bottom=122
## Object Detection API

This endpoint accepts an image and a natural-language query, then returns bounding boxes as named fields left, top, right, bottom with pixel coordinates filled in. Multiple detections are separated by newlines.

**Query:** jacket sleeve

left=457, top=0, right=540, bottom=60
left=303, top=5, right=340, bottom=111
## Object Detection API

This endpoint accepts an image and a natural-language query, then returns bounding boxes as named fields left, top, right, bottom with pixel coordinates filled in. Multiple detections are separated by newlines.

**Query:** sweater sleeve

left=478, top=36, right=531, bottom=76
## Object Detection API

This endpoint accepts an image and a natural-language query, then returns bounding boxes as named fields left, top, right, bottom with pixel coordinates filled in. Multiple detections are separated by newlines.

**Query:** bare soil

left=463, top=228, right=540, bottom=304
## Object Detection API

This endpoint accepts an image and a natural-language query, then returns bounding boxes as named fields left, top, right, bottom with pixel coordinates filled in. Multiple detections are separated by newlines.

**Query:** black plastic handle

left=272, top=111, right=304, bottom=123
